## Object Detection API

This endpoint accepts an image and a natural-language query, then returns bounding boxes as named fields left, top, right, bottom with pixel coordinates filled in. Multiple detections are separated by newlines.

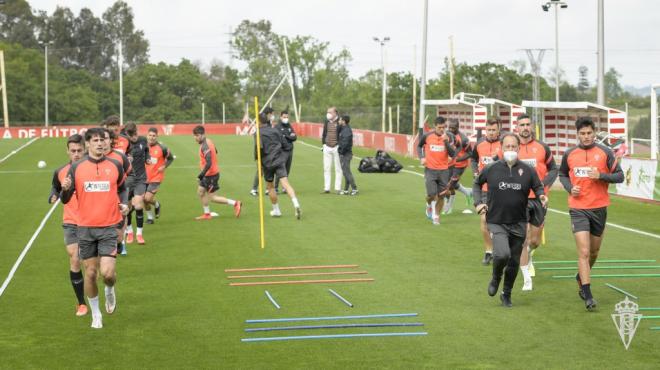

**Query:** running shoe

left=482, top=252, right=493, bottom=266
left=125, top=232, right=134, bottom=244
left=522, top=279, right=533, bottom=291
left=76, top=304, right=88, bottom=317
left=91, top=314, right=103, bottom=329
left=120, top=242, right=127, bottom=256
left=585, top=297, right=597, bottom=311
left=295, top=207, right=302, bottom=220
left=195, top=213, right=212, bottom=220
left=105, top=291, right=116, bottom=314
left=146, top=218, right=154, bottom=225
left=155, top=201, right=161, bottom=218
left=136, top=235, right=145, bottom=245
left=425, top=206, right=432, bottom=220
left=350, top=190, right=359, bottom=196
left=250, top=189, right=257, bottom=196
left=500, top=294, right=513, bottom=308
left=270, top=209, right=282, bottom=217
left=488, top=278, right=500, bottom=297
left=234, top=201, right=242, bottom=218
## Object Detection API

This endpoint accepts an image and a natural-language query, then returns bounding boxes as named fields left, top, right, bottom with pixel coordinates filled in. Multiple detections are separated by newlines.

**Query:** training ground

left=0, top=135, right=658, bottom=369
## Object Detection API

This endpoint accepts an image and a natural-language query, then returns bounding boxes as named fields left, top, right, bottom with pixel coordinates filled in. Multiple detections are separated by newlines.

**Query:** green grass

left=0, top=135, right=659, bottom=369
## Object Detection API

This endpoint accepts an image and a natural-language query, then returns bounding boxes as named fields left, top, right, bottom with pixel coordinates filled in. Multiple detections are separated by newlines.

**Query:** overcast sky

left=30, top=0, right=660, bottom=90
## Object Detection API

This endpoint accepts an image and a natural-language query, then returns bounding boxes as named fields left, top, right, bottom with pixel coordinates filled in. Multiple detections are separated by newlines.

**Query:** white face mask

left=281, top=118, right=289, bottom=124
left=326, top=113, right=334, bottom=121
left=503, top=150, right=518, bottom=163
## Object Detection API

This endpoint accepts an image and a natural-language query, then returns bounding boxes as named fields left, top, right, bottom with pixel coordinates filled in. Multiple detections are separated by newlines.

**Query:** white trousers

left=323, top=144, right=342, bottom=191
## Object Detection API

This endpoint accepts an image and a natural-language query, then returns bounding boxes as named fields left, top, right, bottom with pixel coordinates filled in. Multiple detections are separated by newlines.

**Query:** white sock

left=104, top=285, right=114, bottom=297
left=272, top=203, right=280, bottom=212
left=458, top=184, right=472, bottom=197
left=146, top=210, right=154, bottom=220
left=431, top=201, right=437, bottom=218
left=88, top=295, right=101, bottom=316
left=292, top=197, right=300, bottom=208
left=521, top=265, right=531, bottom=281
left=137, top=227, right=143, bottom=236
left=203, top=206, right=210, bottom=214
left=125, top=227, right=133, bottom=235
left=227, top=199, right=236, bottom=206
left=448, top=195, right=455, bottom=208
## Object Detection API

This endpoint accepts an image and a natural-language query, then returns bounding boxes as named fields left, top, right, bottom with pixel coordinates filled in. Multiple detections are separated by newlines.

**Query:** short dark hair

left=193, top=125, right=205, bottom=135
left=148, top=127, right=158, bottom=134
left=259, top=113, right=269, bottom=124
left=280, top=110, right=289, bottom=116
left=486, top=117, right=502, bottom=128
left=84, top=127, right=105, bottom=141
left=575, top=116, right=595, bottom=131
left=516, top=114, right=531, bottom=122
left=341, top=115, right=350, bottom=124
left=67, top=134, right=84, bottom=148
left=124, top=122, right=137, bottom=136
left=103, top=115, right=120, bottom=127
left=263, top=106, right=274, bottom=115
left=434, top=116, right=446, bottom=125
left=501, top=133, right=521, bottom=146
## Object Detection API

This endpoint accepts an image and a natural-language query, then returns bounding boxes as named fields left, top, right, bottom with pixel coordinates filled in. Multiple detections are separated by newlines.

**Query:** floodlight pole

left=651, top=85, right=659, bottom=160
left=374, top=36, right=390, bottom=132
left=596, top=0, right=605, bottom=105
left=118, top=40, right=124, bottom=126
left=0, top=50, right=8, bottom=128
left=417, top=0, right=428, bottom=132
left=543, top=1, right=567, bottom=102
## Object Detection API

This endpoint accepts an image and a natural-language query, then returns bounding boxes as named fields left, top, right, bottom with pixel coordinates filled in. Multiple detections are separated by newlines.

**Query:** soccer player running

left=444, top=118, right=473, bottom=214
left=48, top=134, right=87, bottom=316
left=102, top=115, right=130, bottom=154
left=471, top=118, right=502, bottom=265
left=474, top=134, right=547, bottom=307
left=102, top=129, right=132, bottom=256
left=144, top=127, right=175, bottom=223
left=558, top=117, right=624, bottom=311
left=193, top=125, right=242, bottom=220
left=60, top=128, right=129, bottom=329
left=255, top=113, right=302, bottom=219
left=273, top=110, right=297, bottom=194
left=123, top=123, right=150, bottom=245
left=515, top=114, right=558, bottom=291
left=417, top=116, right=456, bottom=225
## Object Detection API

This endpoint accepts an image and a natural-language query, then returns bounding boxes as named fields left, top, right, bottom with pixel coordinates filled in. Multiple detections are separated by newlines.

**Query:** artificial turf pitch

left=0, top=135, right=658, bottom=369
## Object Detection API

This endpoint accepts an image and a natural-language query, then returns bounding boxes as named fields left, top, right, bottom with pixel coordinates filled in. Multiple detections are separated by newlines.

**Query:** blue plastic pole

left=242, top=332, right=428, bottom=342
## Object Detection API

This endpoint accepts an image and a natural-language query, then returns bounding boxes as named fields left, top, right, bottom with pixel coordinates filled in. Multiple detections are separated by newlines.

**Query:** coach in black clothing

left=473, top=134, right=547, bottom=307
left=274, top=110, right=297, bottom=192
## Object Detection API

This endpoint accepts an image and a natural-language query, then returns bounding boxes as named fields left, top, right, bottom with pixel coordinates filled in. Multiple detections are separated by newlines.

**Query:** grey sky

left=31, top=0, right=660, bottom=90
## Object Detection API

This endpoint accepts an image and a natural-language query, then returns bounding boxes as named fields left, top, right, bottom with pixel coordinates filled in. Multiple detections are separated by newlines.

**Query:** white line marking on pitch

left=0, top=137, right=40, bottom=164
left=0, top=199, right=59, bottom=299
left=299, top=139, right=660, bottom=241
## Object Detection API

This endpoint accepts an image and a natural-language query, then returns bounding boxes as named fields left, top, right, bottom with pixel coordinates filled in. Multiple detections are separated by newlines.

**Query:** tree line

left=0, top=0, right=651, bottom=138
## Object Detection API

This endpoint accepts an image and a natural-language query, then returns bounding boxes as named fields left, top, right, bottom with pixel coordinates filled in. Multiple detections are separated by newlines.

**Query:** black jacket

left=275, top=121, right=297, bottom=152
left=338, top=125, right=353, bottom=155
left=254, top=124, right=287, bottom=168
left=473, top=160, right=544, bottom=224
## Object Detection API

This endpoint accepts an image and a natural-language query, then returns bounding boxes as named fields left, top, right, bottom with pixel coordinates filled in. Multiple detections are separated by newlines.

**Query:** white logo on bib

left=482, top=157, right=494, bottom=165
left=574, top=167, right=591, bottom=178
left=84, top=181, right=111, bottom=192
left=429, top=144, right=445, bottom=152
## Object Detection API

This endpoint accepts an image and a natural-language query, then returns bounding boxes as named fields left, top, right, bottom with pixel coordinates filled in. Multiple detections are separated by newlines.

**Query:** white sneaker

left=91, top=314, right=103, bottom=329
left=270, top=210, right=282, bottom=217
left=522, top=279, right=533, bottom=291
left=432, top=216, right=440, bottom=225
left=105, top=290, right=116, bottom=314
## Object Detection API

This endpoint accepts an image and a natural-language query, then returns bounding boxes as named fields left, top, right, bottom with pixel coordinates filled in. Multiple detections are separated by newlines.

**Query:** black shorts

left=62, top=223, right=78, bottom=245
left=146, top=182, right=161, bottom=194
left=126, top=176, right=147, bottom=197
left=199, top=174, right=220, bottom=193
left=263, top=164, right=288, bottom=183
left=570, top=207, right=608, bottom=237
left=78, top=226, right=118, bottom=259
left=424, top=168, right=450, bottom=197
left=526, top=198, right=547, bottom=227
